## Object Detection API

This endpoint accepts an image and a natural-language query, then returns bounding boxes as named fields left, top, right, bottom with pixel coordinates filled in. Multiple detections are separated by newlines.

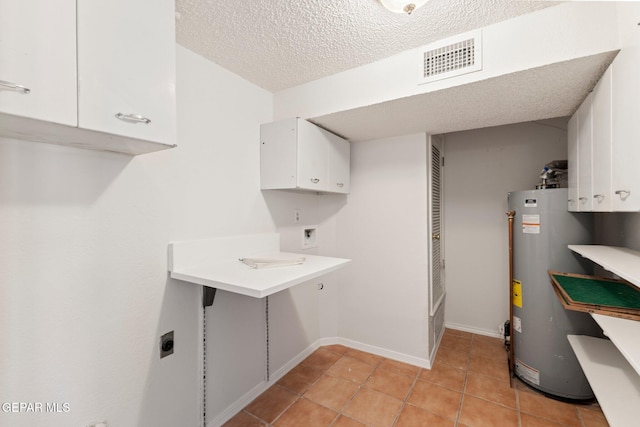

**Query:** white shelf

left=568, top=335, right=640, bottom=427
left=168, top=234, right=351, bottom=298
left=591, top=314, right=640, bottom=377
left=568, top=245, right=640, bottom=289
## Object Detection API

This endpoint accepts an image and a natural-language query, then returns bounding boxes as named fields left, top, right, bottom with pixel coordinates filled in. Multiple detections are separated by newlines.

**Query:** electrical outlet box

left=301, top=226, right=318, bottom=249
left=160, top=331, right=174, bottom=358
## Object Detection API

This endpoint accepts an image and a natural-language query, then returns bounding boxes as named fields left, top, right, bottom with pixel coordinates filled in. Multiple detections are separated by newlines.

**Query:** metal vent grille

left=418, top=30, right=482, bottom=84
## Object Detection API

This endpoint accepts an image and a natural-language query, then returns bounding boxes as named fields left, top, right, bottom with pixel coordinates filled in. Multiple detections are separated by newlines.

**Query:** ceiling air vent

left=418, top=30, right=482, bottom=85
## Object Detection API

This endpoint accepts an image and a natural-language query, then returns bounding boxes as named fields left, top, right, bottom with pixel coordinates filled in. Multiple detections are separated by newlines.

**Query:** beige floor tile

left=345, top=348, right=384, bottom=367
left=395, top=404, right=455, bottom=427
left=273, top=398, right=338, bottom=427
left=301, top=348, right=343, bottom=372
left=467, top=354, right=510, bottom=381
left=332, top=415, right=367, bottom=427
left=327, top=356, right=376, bottom=384
left=434, top=344, right=470, bottom=371
left=244, top=385, right=298, bottom=423
left=323, top=344, right=350, bottom=355
left=222, top=410, right=268, bottom=426
left=419, top=361, right=466, bottom=392
left=407, top=380, right=462, bottom=421
left=470, top=338, right=508, bottom=361
left=443, top=328, right=473, bottom=340
left=519, top=391, right=581, bottom=427
left=304, top=374, right=359, bottom=412
left=343, top=388, right=403, bottom=427
left=521, top=413, right=566, bottom=427
left=458, top=394, right=519, bottom=427
left=440, top=333, right=473, bottom=352
left=577, top=405, right=610, bottom=427
left=464, top=372, right=516, bottom=409
left=365, top=366, right=415, bottom=400
left=277, top=364, right=324, bottom=394
left=378, top=358, right=421, bottom=378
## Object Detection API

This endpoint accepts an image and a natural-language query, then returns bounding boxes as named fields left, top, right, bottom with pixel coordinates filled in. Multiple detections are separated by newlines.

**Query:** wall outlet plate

left=160, top=331, right=174, bottom=358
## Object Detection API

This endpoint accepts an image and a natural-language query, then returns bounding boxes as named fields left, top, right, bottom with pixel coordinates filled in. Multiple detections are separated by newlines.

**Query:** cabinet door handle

left=310, top=178, right=320, bottom=184
left=115, top=113, right=151, bottom=124
left=593, top=194, right=605, bottom=202
left=579, top=197, right=588, bottom=202
left=615, top=190, right=631, bottom=199
left=0, top=80, right=30, bottom=94
left=336, top=182, right=344, bottom=188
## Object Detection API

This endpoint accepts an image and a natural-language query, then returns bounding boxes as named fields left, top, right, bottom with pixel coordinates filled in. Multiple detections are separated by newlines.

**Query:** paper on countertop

left=239, top=257, right=306, bottom=269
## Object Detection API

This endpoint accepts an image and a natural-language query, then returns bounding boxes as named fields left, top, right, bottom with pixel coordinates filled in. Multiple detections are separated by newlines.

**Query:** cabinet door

left=567, top=113, right=579, bottom=212
left=577, top=93, right=593, bottom=212
left=0, top=0, right=76, bottom=126
left=591, top=67, right=613, bottom=212
left=297, top=121, right=328, bottom=191
left=327, top=137, right=350, bottom=194
left=611, top=46, right=640, bottom=211
left=77, top=0, right=176, bottom=146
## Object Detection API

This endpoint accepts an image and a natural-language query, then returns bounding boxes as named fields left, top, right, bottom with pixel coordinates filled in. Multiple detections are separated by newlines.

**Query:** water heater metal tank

left=508, top=188, right=602, bottom=400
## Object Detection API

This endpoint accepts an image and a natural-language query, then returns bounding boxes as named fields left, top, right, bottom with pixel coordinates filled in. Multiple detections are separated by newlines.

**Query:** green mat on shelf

left=551, top=273, right=640, bottom=310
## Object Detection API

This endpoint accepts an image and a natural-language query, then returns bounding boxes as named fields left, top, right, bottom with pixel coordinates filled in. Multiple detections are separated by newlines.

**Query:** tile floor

left=223, top=328, right=609, bottom=427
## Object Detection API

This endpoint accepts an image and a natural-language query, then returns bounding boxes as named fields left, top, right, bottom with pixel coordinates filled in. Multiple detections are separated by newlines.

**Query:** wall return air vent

left=418, top=30, right=482, bottom=85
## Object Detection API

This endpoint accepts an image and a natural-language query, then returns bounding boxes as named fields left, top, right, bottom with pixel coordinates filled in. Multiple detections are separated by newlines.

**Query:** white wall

left=443, top=120, right=568, bottom=336
left=0, top=45, right=277, bottom=427
left=333, top=134, right=430, bottom=364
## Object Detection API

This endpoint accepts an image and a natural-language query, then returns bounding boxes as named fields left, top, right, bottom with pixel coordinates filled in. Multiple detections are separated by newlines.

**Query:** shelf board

left=568, top=245, right=640, bottom=289
left=591, top=313, right=640, bottom=377
left=568, top=335, right=640, bottom=427
left=168, top=234, right=351, bottom=298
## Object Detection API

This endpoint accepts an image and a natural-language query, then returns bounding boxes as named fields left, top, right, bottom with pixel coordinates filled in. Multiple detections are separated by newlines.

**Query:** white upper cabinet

left=610, top=44, right=640, bottom=211
left=577, top=93, right=593, bottom=212
left=0, top=0, right=77, bottom=126
left=0, top=0, right=176, bottom=155
left=77, top=0, right=176, bottom=146
left=260, top=118, right=350, bottom=194
left=591, top=66, right=613, bottom=212
left=569, top=17, right=640, bottom=212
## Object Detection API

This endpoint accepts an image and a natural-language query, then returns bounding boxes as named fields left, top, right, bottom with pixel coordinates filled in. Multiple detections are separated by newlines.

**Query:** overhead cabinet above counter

left=0, top=0, right=176, bottom=155
left=260, top=118, right=350, bottom=194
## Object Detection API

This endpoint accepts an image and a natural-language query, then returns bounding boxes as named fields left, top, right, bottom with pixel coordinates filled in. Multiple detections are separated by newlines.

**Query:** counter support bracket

left=203, top=287, right=217, bottom=308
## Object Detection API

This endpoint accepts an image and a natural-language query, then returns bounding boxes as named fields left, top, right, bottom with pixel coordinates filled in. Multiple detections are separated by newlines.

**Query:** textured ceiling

left=176, top=0, right=560, bottom=92
left=311, top=51, right=618, bottom=141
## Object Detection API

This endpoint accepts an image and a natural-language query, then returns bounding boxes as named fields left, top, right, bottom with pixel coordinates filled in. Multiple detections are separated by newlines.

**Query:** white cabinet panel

left=0, top=0, right=76, bottom=126
left=327, top=135, right=350, bottom=194
left=567, top=114, right=578, bottom=212
left=611, top=46, right=640, bottom=211
left=577, top=93, right=593, bottom=212
left=297, top=121, right=328, bottom=191
left=591, top=67, right=613, bottom=211
left=77, top=0, right=176, bottom=146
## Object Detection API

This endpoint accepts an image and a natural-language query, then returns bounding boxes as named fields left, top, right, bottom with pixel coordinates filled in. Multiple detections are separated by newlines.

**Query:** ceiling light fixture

left=379, top=0, right=429, bottom=15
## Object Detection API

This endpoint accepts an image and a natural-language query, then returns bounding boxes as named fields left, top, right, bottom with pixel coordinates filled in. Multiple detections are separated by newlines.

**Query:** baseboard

left=319, top=337, right=431, bottom=370
left=445, top=322, right=502, bottom=339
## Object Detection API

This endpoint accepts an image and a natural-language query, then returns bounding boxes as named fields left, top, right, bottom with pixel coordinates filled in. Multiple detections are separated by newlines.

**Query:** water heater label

left=515, top=358, right=540, bottom=385
left=522, top=214, right=540, bottom=234
left=524, top=198, right=537, bottom=207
